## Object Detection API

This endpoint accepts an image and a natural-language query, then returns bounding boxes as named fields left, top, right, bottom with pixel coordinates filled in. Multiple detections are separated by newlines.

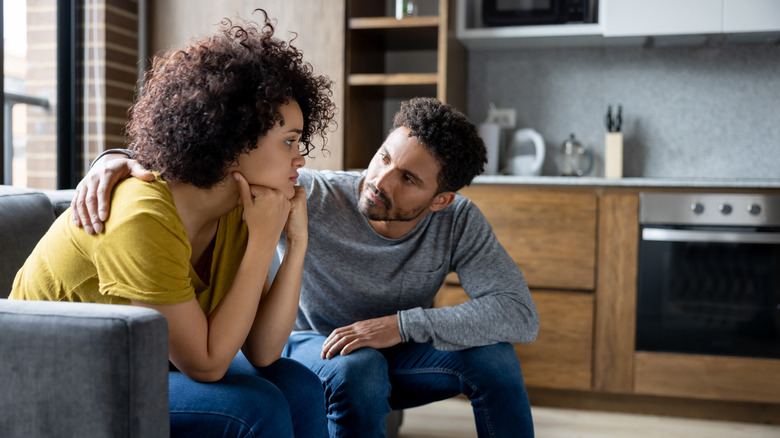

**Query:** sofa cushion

left=0, top=186, right=58, bottom=298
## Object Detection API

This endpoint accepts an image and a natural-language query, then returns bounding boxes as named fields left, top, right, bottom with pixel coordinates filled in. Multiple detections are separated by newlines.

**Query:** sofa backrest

left=0, top=186, right=74, bottom=298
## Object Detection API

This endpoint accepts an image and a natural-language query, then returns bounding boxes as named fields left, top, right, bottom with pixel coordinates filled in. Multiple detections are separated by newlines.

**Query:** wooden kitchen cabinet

left=345, top=0, right=465, bottom=169
left=434, top=184, right=598, bottom=391
left=593, top=191, right=639, bottom=394
left=435, top=285, right=594, bottom=390
left=634, top=351, right=780, bottom=404
left=458, top=184, right=598, bottom=291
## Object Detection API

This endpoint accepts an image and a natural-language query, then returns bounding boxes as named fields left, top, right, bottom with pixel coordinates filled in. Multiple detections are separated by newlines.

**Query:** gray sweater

left=278, top=169, right=538, bottom=351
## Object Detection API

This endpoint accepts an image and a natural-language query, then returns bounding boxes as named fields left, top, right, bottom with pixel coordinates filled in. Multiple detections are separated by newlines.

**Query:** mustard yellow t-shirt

left=10, top=175, right=248, bottom=315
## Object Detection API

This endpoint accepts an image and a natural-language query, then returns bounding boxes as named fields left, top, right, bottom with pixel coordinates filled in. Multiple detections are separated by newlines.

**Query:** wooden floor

left=398, top=398, right=780, bottom=438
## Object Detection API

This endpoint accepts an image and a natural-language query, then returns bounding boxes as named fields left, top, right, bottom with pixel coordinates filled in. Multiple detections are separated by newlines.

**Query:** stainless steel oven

left=636, top=192, right=780, bottom=359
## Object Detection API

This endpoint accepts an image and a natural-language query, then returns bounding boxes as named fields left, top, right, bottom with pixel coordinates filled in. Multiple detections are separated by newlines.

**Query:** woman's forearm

left=153, top=234, right=278, bottom=382
left=242, top=236, right=307, bottom=366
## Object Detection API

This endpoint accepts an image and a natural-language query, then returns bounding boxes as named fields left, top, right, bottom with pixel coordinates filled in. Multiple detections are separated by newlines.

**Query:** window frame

left=1, top=0, right=83, bottom=188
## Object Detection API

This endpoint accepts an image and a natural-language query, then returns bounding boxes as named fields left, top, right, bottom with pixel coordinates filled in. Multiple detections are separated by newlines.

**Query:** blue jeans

left=169, top=351, right=328, bottom=437
left=283, top=333, right=534, bottom=438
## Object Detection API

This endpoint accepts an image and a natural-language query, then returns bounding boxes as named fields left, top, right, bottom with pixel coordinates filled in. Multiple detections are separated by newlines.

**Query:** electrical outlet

left=489, top=108, right=516, bottom=129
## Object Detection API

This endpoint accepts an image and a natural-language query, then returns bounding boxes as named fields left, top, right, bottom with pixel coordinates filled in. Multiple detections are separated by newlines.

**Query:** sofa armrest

left=43, top=189, right=77, bottom=217
left=0, top=299, right=169, bottom=438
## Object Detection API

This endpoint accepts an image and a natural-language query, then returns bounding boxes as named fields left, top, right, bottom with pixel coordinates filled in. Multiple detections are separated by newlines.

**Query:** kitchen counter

left=473, top=175, right=780, bottom=189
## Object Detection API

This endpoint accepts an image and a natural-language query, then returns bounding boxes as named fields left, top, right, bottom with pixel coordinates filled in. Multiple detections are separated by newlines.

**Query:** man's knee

left=326, top=348, right=392, bottom=404
left=461, top=343, right=527, bottom=392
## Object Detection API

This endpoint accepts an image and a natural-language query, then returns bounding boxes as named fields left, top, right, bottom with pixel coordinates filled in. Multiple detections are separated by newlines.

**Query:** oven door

left=636, top=226, right=780, bottom=359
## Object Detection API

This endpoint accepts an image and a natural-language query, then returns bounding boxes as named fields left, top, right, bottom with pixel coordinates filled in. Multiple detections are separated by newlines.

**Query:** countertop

left=472, top=175, right=780, bottom=189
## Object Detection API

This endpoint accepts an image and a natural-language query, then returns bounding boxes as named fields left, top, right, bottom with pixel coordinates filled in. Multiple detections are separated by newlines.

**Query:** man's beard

left=358, top=183, right=431, bottom=222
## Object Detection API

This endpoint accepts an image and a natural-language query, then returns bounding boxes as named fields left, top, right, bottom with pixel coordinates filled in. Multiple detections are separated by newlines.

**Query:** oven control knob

left=719, top=203, right=733, bottom=215
left=748, top=203, right=762, bottom=216
left=691, top=202, right=705, bottom=215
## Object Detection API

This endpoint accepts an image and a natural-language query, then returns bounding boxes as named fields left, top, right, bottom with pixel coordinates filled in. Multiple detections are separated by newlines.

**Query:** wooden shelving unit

left=344, top=0, right=465, bottom=169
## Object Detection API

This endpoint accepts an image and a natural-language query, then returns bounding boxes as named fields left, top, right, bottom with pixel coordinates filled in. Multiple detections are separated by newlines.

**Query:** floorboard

left=398, top=398, right=780, bottom=438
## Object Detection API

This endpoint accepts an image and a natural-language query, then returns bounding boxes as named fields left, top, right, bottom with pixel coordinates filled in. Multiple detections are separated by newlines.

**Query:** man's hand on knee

left=321, top=315, right=402, bottom=359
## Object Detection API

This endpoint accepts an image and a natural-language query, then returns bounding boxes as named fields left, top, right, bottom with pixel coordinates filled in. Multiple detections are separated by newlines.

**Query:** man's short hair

left=392, top=97, right=487, bottom=193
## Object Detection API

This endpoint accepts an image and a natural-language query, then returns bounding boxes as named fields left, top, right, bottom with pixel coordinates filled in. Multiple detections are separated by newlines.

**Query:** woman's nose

left=293, top=150, right=306, bottom=168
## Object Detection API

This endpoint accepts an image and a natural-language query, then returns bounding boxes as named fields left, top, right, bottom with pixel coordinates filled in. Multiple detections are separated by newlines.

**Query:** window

left=3, top=0, right=139, bottom=189
left=3, top=0, right=63, bottom=188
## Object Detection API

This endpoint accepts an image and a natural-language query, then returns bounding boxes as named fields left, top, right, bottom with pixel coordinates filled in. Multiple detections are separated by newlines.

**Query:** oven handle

left=642, top=227, right=780, bottom=244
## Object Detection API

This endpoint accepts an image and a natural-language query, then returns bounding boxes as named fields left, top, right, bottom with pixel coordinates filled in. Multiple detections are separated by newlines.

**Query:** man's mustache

left=365, top=183, right=391, bottom=208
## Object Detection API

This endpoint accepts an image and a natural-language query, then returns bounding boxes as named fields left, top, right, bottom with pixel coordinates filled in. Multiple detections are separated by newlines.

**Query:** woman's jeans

left=283, top=333, right=534, bottom=438
left=169, top=351, right=328, bottom=437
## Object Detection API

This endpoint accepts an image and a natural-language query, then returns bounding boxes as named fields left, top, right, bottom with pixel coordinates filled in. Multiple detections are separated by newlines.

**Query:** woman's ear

left=429, top=191, right=455, bottom=212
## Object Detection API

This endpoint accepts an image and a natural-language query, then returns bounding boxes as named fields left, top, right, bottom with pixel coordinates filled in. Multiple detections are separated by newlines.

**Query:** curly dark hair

left=392, top=97, right=486, bottom=193
left=126, top=10, right=336, bottom=188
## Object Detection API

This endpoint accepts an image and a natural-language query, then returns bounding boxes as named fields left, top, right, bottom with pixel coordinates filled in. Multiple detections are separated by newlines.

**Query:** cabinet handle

left=642, top=227, right=780, bottom=244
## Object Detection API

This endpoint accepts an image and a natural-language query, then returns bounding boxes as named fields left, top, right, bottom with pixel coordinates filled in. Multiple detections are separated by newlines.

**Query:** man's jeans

left=283, top=332, right=534, bottom=438
left=169, top=352, right=328, bottom=437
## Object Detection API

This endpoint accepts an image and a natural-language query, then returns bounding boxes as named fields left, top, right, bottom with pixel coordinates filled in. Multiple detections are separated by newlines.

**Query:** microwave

left=482, top=0, right=589, bottom=27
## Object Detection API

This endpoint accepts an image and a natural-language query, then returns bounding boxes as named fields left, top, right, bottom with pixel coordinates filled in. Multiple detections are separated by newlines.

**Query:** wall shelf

left=344, top=0, right=465, bottom=169
left=348, top=73, right=439, bottom=86
left=350, top=15, right=440, bottom=29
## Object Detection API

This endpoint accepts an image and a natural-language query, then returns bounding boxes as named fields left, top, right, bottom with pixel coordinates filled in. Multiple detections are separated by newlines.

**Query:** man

left=75, top=97, right=539, bottom=437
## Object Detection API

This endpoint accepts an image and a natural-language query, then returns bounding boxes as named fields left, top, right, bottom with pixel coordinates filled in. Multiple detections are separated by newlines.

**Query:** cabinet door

left=634, top=352, right=780, bottom=404
left=434, top=285, right=594, bottom=391
left=600, top=0, right=723, bottom=37
left=459, top=185, right=597, bottom=291
left=723, top=0, right=780, bottom=32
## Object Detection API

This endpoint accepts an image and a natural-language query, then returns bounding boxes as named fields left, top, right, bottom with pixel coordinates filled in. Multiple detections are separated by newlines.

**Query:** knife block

left=604, top=132, right=623, bottom=179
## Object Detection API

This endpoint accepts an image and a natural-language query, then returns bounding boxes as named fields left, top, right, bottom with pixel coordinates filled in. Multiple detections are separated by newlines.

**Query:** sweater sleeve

left=397, top=201, right=539, bottom=351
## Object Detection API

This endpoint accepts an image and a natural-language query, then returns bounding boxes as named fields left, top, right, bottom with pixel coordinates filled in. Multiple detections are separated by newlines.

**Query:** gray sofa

left=0, top=185, right=169, bottom=437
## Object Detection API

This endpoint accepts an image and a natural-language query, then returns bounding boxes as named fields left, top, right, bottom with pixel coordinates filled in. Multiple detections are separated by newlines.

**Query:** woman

left=11, top=11, right=335, bottom=437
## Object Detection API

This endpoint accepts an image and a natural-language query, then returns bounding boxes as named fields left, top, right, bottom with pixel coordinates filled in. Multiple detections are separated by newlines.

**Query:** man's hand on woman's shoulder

left=71, top=153, right=154, bottom=234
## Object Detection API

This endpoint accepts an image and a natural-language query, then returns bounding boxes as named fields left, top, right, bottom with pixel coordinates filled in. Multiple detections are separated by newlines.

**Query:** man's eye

left=380, top=153, right=389, bottom=162
left=403, top=174, right=415, bottom=184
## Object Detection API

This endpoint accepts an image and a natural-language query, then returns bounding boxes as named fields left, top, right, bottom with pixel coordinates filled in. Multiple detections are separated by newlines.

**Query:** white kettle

left=507, top=129, right=545, bottom=176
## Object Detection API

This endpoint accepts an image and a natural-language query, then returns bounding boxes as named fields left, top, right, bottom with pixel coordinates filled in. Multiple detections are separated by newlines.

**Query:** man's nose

left=374, top=168, right=394, bottom=193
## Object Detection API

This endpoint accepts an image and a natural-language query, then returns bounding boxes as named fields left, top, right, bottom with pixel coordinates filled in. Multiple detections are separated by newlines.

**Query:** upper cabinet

left=601, top=0, right=780, bottom=37
left=457, top=0, right=780, bottom=49
left=723, top=0, right=780, bottom=33
left=600, top=0, right=723, bottom=37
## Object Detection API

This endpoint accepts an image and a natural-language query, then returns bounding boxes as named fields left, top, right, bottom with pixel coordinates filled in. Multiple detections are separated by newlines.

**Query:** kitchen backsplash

left=467, top=43, right=780, bottom=180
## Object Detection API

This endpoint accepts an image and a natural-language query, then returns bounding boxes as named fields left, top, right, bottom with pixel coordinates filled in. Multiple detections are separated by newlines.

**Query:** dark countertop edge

left=472, top=175, right=780, bottom=189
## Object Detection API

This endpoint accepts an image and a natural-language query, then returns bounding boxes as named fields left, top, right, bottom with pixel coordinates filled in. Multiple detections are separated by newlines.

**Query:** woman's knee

left=170, top=373, right=294, bottom=437
left=224, top=375, right=295, bottom=436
